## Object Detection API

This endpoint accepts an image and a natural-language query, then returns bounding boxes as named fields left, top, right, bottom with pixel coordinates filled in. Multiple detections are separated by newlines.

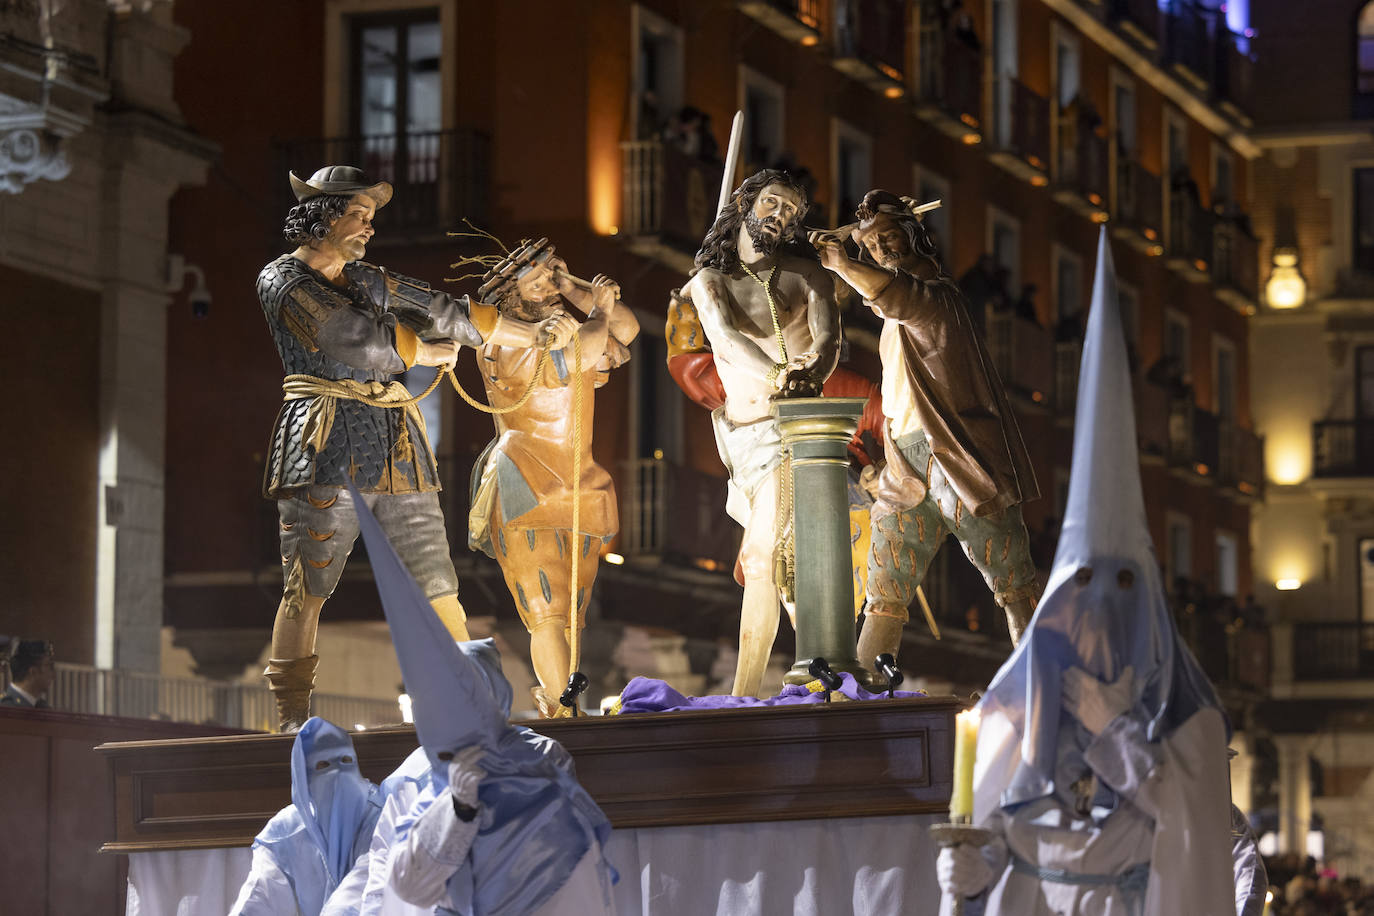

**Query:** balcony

left=1111, top=158, right=1163, bottom=253
left=1108, top=0, right=1160, bottom=51
left=1292, top=623, right=1374, bottom=681
left=986, top=313, right=1052, bottom=408
left=620, top=140, right=725, bottom=273
left=1159, top=1, right=1255, bottom=119
left=1217, top=421, right=1264, bottom=500
left=274, top=128, right=491, bottom=239
left=1054, top=339, right=1082, bottom=417
left=1313, top=419, right=1374, bottom=479
left=621, top=458, right=739, bottom=572
left=914, top=30, right=983, bottom=141
left=1168, top=402, right=1220, bottom=480
left=987, top=78, right=1051, bottom=185
left=1136, top=376, right=1173, bottom=461
left=833, top=0, right=907, bottom=97
left=1166, top=183, right=1215, bottom=279
left=1211, top=214, right=1259, bottom=312
left=738, top=0, right=822, bottom=43
left=1053, top=120, right=1109, bottom=221
left=1161, top=0, right=1214, bottom=91
left=1176, top=613, right=1270, bottom=693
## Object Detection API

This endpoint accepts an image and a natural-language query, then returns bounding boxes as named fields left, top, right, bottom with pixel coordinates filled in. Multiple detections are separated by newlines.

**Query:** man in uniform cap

left=257, top=166, right=577, bottom=729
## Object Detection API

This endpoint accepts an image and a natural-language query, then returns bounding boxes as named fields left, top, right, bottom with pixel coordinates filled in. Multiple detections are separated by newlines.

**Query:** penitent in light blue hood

left=973, top=227, right=1229, bottom=817
left=346, top=481, right=614, bottom=916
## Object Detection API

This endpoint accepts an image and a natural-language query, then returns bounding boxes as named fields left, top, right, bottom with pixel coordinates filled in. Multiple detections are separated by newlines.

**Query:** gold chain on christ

left=740, top=261, right=788, bottom=384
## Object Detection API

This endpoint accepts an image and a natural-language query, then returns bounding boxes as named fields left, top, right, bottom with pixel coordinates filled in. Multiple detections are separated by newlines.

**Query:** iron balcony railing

left=1292, top=622, right=1374, bottom=680
left=995, top=78, right=1050, bottom=173
left=1217, top=420, right=1263, bottom=497
left=1056, top=121, right=1109, bottom=210
left=47, top=663, right=402, bottom=732
left=987, top=312, right=1052, bottom=405
left=1108, top=0, right=1161, bottom=48
left=916, top=32, right=983, bottom=131
left=1313, top=419, right=1374, bottom=477
left=1212, top=215, right=1259, bottom=303
left=621, top=458, right=739, bottom=572
left=1168, top=184, right=1216, bottom=269
left=620, top=140, right=724, bottom=248
left=1115, top=158, right=1163, bottom=244
left=834, top=0, right=906, bottom=82
left=275, top=128, right=491, bottom=236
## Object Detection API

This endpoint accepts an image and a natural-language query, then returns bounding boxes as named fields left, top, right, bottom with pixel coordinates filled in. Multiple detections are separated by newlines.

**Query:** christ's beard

left=743, top=211, right=784, bottom=256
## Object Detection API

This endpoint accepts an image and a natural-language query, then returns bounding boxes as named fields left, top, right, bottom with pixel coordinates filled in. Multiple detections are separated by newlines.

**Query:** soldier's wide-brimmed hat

left=289, top=166, right=393, bottom=207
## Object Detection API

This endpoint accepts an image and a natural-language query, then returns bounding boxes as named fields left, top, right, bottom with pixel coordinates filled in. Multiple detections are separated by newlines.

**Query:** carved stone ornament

left=0, top=125, right=70, bottom=192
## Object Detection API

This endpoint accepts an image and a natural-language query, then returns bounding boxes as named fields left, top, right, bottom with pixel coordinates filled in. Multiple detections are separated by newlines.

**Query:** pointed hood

left=250, top=715, right=381, bottom=913
left=974, top=229, right=1226, bottom=818
left=345, top=485, right=505, bottom=785
left=348, top=482, right=616, bottom=915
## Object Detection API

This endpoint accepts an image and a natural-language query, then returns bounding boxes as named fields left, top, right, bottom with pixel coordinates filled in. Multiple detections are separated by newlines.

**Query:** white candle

left=950, top=708, right=980, bottom=820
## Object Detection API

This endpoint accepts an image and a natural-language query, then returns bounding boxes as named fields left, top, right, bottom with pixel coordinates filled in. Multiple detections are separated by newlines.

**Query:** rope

left=743, top=260, right=797, bottom=603
left=740, top=262, right=788, bottom=384
left=330, top=367, right=445, bottom=408
left=445, top=346, right=551, bottom=415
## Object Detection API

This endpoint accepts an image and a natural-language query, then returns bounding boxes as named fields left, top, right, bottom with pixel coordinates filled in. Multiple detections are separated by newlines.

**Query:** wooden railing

left=275, top=128, right=491, bottom=235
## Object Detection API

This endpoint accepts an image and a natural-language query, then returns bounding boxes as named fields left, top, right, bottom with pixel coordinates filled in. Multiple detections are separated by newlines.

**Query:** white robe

left=950, top=706, right=1235, bottom=916
left=387, top=785, right=617, bottom=916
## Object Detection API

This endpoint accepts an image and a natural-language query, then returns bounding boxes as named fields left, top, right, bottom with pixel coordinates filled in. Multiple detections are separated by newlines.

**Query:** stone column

left=1276, top=734, right=1315, bottom=855
left=773, top=397, right=866, bottom=686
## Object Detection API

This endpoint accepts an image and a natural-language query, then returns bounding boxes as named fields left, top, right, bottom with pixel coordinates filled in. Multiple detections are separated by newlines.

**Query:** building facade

left=0, top=0, right=214, bottom=672
left=1248, top=0, right=1374, bottom=880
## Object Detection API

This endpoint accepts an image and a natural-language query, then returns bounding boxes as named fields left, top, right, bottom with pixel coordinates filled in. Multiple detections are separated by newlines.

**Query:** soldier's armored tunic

left=258, top=254, right=496, bottom=603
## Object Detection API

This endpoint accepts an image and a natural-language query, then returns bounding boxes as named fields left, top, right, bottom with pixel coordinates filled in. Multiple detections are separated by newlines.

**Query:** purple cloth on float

left=616, top=673, right=927, bottom=714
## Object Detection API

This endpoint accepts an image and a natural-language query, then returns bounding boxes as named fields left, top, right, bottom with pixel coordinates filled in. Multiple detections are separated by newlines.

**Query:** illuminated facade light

left=800, top=34, right=819, bottom=46
left=1195, top=462, right=1210, bottom=476
left=1143, top=228, right=1158, bottom=241
left=1275, top=578, right=1301, bottom=591
left=604, top=552, right=625, bottom=566
left=961, top=133, right=981, bottom=145
left=1091, top=211, right=1109, bottom=224
left=884, top=85, right=904, bottom=99
left=960, top=113, right=979, bottom=128
left=1030, top=174, right=1049, bottom=187
left=1266, top=247, right=1307, bottom=309
left=1147, top=244, right=1164, bottom=257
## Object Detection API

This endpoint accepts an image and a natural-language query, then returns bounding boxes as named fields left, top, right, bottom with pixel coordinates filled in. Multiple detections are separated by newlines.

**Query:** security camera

left=189, top=274, right=212, bottom=319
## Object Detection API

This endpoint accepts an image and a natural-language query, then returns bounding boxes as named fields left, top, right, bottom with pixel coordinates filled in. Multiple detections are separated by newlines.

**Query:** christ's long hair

left=693, top=169, right=809, bottom=274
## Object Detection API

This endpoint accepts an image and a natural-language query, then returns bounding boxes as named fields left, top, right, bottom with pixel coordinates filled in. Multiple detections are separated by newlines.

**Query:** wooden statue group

left=257, top=162, right=1041, bottom=730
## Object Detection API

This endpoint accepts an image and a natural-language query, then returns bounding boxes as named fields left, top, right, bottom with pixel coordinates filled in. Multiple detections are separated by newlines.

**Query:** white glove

left=447, top=746, right=486, bottom=807
left=937, top=844, right=995, bottom=899
left=1061, top=665, right=1135, bottom=735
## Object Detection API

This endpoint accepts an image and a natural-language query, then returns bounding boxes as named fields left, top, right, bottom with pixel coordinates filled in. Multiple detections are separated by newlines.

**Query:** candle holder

left=929, top=818, right=994, bottom=916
